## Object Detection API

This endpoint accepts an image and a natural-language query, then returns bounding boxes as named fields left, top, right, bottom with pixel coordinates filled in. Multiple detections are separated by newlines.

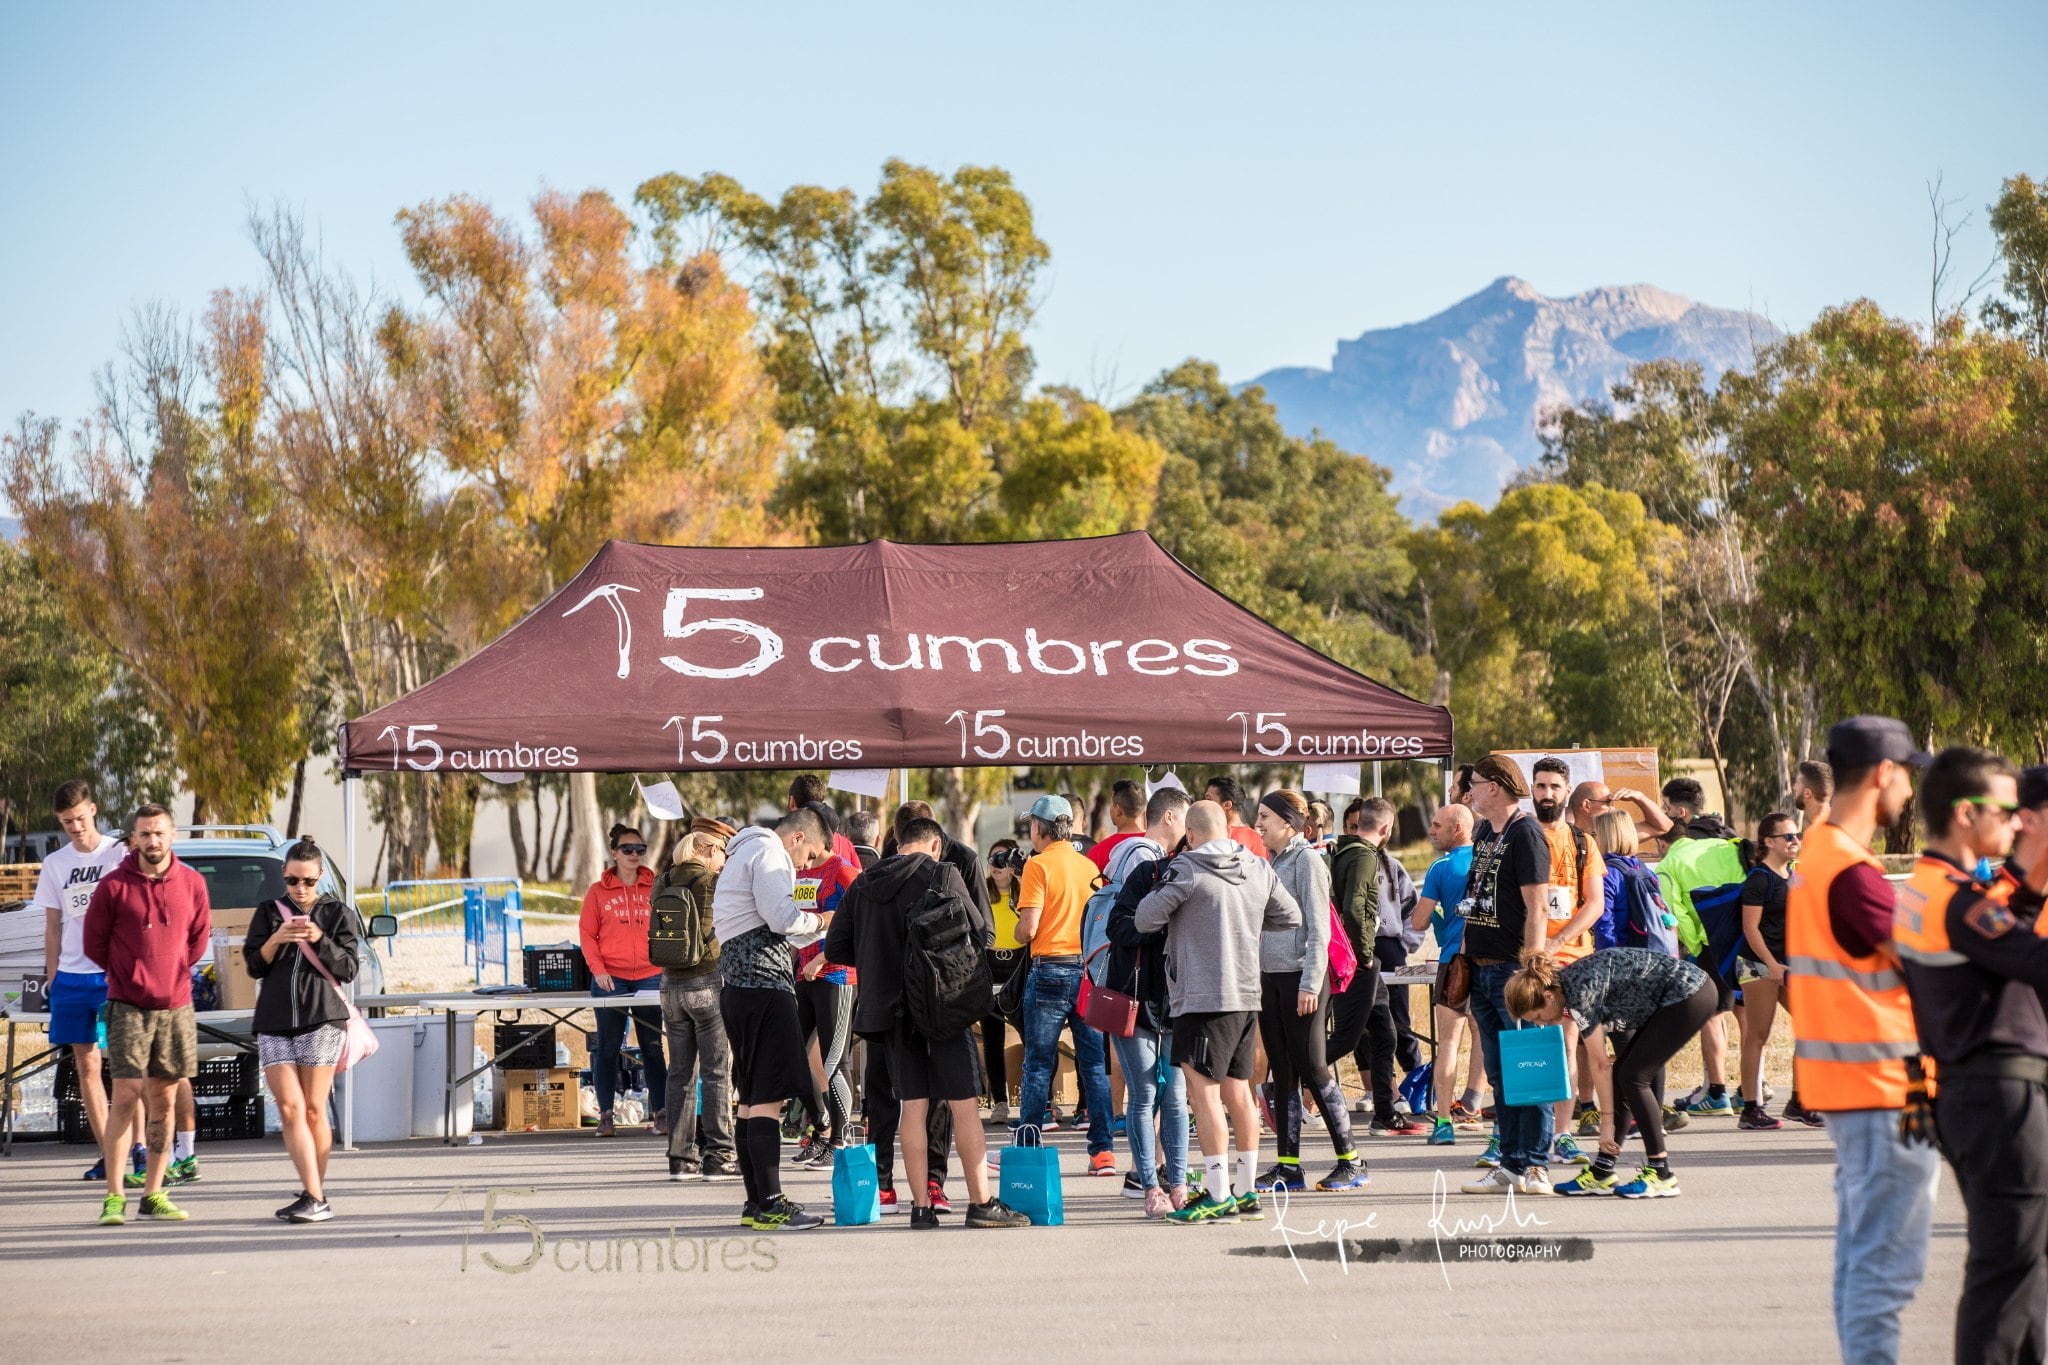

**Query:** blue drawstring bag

left=832, top=1125, right=881, bottom=1226
left=1399, top=1061, right=1434, bottom=1115
left=999, top=1125, right=1063, bottom=1226
left=1499, top=1023, right=1572, bottom=1106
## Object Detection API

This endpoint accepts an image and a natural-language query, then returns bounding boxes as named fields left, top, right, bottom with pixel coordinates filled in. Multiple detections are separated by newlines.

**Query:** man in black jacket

left=824, top=818, right=1028, bottom=1231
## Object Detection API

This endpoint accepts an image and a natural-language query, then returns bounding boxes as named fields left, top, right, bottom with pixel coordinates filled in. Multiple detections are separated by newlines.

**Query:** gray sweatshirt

left=1134, top=839, right=1302, bottom=1016
left=1265, top=834, right=1332, bottom=993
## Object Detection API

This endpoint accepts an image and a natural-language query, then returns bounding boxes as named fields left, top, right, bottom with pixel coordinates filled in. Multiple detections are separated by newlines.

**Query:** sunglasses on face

left=1964, top=798, right=2019, bottom=815
left=282, top=875, right=321, bottom=888
left=616, top=844, right=648, bottom=856
left=1768, top=833, right=1801, bottom=844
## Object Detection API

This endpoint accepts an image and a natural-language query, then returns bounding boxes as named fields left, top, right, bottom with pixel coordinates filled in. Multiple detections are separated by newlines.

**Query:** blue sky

left=4, top=2, right=2043, bottom=436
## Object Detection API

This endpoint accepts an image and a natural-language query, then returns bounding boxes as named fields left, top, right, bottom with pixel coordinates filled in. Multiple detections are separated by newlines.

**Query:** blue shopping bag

left=832, top=1136, right=881, bottom=1226
left=1499, top=1023, right=1572, bottom=1106
left=999, top=1126, right=1064, bottom=1226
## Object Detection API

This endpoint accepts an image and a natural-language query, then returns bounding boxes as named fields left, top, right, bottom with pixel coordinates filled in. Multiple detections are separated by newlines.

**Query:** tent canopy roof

left=342, top=532, right=1453, bottom=776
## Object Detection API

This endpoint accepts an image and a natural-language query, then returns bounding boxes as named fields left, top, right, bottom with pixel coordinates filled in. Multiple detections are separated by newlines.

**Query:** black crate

left=58, top=1100, right=96, bottom=1144
left=55, top=1051, right=112, bottom=1105
left=522, top=943, right=589, bottom=993
left=195, top=1096, right=265, bottom=1142
left=493, top=1022, right=557, bottom=1069
left=192, top=1052, right=259, bottom=1099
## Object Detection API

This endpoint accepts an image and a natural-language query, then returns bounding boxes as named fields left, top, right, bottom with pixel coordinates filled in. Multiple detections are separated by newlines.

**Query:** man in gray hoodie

left=712, top=808, right=834, bottom=1232
left=1135, top=801, right=1301, bottom=1225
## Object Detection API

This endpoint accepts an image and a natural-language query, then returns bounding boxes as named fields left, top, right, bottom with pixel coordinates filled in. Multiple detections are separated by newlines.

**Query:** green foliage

left=1983, top=173, right=2048, bottom=356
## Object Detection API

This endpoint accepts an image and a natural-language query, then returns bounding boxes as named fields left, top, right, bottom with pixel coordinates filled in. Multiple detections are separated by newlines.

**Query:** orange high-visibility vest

left=1786, top=822, right=1918, bottom=1110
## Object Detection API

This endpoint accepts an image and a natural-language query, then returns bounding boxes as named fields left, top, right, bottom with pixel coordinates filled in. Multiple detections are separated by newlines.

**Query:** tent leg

left=342, top=773, right=357, bottom=1154
left=898, top=769, right=910, bottom=811
left=1372, top=762, right=1383, bottom=798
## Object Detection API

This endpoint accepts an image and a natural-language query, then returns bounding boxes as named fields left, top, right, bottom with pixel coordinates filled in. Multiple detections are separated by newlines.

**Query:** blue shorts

left=49, top=970, right=108, bottom=1048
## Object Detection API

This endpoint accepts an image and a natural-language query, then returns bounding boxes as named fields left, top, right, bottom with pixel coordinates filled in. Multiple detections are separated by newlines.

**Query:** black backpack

left=902, top=876, right=993, bottom=1042
left=648, top=863, right=714, bottom=971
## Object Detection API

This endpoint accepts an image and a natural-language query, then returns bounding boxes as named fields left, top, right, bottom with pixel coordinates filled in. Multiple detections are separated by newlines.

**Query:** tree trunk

left=543, top=785, right=567, bottom=880
left=938, top=766, right=980, bottom=846
left=505, top=791, right=533, bottom=881
left=565, top=772, right=603, bottom=890
left=285, top=755, right=308, bottom=837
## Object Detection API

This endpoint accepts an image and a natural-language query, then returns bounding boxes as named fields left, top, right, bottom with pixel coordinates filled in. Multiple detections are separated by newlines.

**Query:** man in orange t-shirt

left=1529, top=758, right=1606, bottom=1160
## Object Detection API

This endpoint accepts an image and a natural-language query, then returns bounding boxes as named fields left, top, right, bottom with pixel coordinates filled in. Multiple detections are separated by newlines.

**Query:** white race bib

left=1546, top=885, right=1573, bottom=922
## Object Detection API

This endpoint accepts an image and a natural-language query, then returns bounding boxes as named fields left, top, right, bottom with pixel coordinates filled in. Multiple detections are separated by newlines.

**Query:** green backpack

left=649, top=861, right=717, bottom=971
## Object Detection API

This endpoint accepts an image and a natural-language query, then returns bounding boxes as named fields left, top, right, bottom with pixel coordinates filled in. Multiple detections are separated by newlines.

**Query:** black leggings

left=795, top=978, right=855, bottom=1140
left=1257, top=972, right=1357, bottom=1160
left=982, top=950, right=1022, bottom=1102
left=1327, top=958, right=1399, bottom=1123
left=1612, top=980, right=1718, bottom=1159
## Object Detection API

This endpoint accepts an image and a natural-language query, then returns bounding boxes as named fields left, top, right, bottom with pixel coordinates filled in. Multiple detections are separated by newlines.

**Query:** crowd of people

left=37, top=726, right=2048, bottom=1356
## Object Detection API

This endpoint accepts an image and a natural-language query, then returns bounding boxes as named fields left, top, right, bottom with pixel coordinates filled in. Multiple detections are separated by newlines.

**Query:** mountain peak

left=1247, top=279, right=1779, bottom=519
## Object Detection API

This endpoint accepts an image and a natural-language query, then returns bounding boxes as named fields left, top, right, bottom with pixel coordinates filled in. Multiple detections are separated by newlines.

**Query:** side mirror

left=367, top=913, right=399, bottom=940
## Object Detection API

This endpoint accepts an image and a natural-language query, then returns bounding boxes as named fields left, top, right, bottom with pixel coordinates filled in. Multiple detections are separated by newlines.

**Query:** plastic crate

left=192, top=1052, right=259, bottom=1099
left=522, top=943, right=589, bottom=993
left=55, top=1052, right=112, bottom=1104
left=195, top=1096, right=265, bottom=1141
left=58, top=1100, right=97, bottom=1144
left=493, top=1022, right=556, bottom=1069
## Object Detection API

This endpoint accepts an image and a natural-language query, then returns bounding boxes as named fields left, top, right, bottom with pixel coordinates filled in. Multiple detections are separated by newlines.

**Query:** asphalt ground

left=0, top=1108, right=1970, bottom=1363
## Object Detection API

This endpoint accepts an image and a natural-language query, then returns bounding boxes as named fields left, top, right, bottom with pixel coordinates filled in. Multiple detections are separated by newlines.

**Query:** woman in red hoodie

left=581, top=824, right=668, bottom=1138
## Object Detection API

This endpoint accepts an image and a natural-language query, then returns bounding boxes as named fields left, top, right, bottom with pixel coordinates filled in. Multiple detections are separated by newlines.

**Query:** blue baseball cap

left=1027, top=794, right=1073, bottom=821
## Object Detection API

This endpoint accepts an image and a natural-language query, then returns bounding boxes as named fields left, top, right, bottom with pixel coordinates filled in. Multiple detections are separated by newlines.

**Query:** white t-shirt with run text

left=33, top=836, right=129, bottom=975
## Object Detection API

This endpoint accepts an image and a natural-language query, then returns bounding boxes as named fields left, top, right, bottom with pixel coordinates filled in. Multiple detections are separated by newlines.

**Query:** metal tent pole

left=342, top=772, right=357, bottom=1152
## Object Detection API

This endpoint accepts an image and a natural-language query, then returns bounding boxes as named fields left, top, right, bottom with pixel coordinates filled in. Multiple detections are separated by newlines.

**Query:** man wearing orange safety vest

left=1895, top=754, right=2048, bottom=1363
left=1786, top=716, right=1934, bottom=1365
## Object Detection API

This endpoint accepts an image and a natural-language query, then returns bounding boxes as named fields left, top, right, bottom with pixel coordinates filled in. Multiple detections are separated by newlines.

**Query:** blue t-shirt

left=1420, top=845, right=1475, bottom=958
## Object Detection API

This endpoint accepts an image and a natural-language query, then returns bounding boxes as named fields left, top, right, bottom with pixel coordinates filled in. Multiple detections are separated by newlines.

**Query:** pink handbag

left=286, top=909, right=379, bottom=1072
left=1326, top=901, right=1359, bottom=994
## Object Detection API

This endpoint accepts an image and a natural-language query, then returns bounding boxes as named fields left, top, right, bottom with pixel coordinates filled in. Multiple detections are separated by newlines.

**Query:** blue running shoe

left=1475, top=1134, right=1501, bottom=1167
left=1254, top=1162, right=1306, bottom=1191
left=83, top=1160, right=106, bottom=1182
left=1681, top=1092, right=1734, bottom=1117
left=1428, top=1117, right=1457, bottom=1147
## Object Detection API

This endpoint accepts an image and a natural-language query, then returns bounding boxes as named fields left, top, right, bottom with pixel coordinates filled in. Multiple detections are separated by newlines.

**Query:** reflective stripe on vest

left=1784, top=822, right=1917, bottom=1110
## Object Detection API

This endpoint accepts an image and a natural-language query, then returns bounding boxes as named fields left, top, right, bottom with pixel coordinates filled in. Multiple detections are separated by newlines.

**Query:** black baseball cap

left=1825, top=715, right=1933, bottom=771
left=2019, top=767, right=2048, bottom=811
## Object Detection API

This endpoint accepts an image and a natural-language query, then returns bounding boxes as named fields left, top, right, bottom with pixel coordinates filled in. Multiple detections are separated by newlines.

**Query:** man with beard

left=1529, top=758, right=1606, bottom=1167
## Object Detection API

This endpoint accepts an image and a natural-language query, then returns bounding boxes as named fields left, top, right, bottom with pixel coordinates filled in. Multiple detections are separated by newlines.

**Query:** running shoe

left=877, top=1187, right=899, bottom=1214
left=123, top=1170, right=148, bottom=1188
left=1680, top=1091, right=1733, bottom=1116
left=1167, top=1192, right=1238, bottom=1225
left=1615, top=1167, right=1681, bottom=1199
left=1556, top=1167, right=1622, bottom=1196
left=1316, top=1159, right=1369, bottom=1191
left=1574, top=1106, right=1602, bottom=1138
left=1517, top=1167, right=1555, bottom=1196
left=1738, top=1105, right=1784, bottom=1131
left=927, top=1181, right=951, bottom=1213
left=1112, top=1113, right=1127, bottom=1137
left=277, top=1192, right=313, bottom=1220
left=1782, top=1099, right=1826, bottom=1128
left=1427, top=1117, right=1457, bottom=1146
left=965, top=1197, right=1031, bottom=1229
left=669, top=1156, right=699, bottom=1181
left=1255, top=1162, right=1306, bottom=1192
left=801, top=1143, right=836, bottom=1171
left=1089, top=1151, right=1118, bottom=1177
left=1041, top=1108, right=1062, bottom=1132
left=138, top=1191, right=188, bottom=1221
left=1121, top=1171, right=1146, bottom=1200
left=83, top=1159, right=106, bottom=1182
left=168, top=1156, right=200, bottom=1185
left=1231, top=1190, right=1264, bottom=1221
left=1449, top=1101, right=1486, bottom=1128
left=703, top=1154, right=742, bottom=1181
left=744, top=1195, right=823, bottom=1230
left=98, top=1194, right=127, bottom=1226
left=1552, top=1135, right=1591, bottom=1167
left=909, top=1205, right=941, bottom=1230
left=1460, top=1166, right=1517, bottom=1195
left=1369, top=1115, right=1426, bottom=1137
left=791, top=1135, right=823, bottom=1167
left=1144, top=1187, right=1173, bottom=1219
left=1675, top=1084, right=1705, bottom=1109
left=287, top=1198, right=334, bottom=1224
left=1476, top=1134, right=1501, bottom=1167
left=1661, top=1105, right=1692, bottom=1131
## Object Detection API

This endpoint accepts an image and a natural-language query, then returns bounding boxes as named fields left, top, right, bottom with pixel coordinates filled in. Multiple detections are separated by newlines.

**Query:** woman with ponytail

left=1506, top=946, right=1713, bottom=1199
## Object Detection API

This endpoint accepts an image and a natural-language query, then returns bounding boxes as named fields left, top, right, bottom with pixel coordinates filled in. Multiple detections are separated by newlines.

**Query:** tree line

left=4, top=165, right=2044, bottom=873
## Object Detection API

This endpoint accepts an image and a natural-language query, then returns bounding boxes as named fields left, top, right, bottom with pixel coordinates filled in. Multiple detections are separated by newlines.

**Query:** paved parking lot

left=1, top=1116, right=1965, bottom=1362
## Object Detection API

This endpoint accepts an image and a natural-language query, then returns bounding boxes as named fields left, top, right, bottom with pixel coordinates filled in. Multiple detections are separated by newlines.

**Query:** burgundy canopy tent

left=339, top=532, right=1453, bottom=778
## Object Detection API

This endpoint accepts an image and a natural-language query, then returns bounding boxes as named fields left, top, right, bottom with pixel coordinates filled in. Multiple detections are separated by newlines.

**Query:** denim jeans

left=1014, top=960, right=1115, bottom=1156
left=594, top=973, right=667, bottom=1113
left=1827, top=1106, right=1939, bottom=1365
left=1112, top=1026, right=1188, bottom=1188
left=661, top=973, right=732, bottom=1160
left=1470, top=961, right=1553, bottom=1174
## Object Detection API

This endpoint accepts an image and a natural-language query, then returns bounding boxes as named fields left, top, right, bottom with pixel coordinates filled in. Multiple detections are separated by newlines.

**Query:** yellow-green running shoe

left=1166, top=1192, right=1238, bottom=1225
left=98, top=1194, right=127, bottom=1225
left=1231, top=1190, right=1264, bottom=1221
left=138, top=1191, right=189, bottom=1221
left=168, top=1155, right=201, bottom=1185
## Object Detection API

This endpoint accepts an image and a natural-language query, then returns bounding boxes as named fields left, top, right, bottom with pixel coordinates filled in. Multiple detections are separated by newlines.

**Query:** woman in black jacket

left=1101, top=823, right=1190, bottom=1219
left=244, top=838, right=361, bottom=1224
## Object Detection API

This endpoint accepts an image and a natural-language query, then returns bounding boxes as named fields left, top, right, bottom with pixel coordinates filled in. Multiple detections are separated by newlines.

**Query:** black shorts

left=1171, top=1010, right=1259, bottom=1081
left=720, top=984, right=812, bottom=1106
left=883, top=1022, right=985, bottom=1103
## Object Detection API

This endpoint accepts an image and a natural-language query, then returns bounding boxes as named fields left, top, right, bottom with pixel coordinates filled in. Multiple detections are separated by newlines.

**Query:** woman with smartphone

left=245, top=838, right=361, bottom=1224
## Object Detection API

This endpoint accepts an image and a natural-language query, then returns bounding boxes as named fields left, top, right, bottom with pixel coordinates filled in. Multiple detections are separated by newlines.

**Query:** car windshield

left=182, top=854, right=288, bottom=910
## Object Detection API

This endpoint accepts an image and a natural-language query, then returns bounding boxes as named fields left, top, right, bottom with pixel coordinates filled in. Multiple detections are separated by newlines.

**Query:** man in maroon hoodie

left=83, top=803, right=212, bottom=1224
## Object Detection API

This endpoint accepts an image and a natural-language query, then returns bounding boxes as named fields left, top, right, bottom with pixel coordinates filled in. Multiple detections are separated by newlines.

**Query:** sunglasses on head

left=616, top=844, right=648, bottom=855
left=282, top=875, right=321, bottom=888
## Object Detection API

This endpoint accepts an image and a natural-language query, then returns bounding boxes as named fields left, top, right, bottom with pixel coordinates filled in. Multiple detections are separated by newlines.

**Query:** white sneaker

left=1393, top=1098, right=1412, bottom=1116
left=1352, top=1097, right=1372, bottom=1116
left=1303, top=1110, right=1325, bottom=1129
left=1518, top=1166, right=1556, bottom=1196
left=1461, top=1166, right=1519, bottom=1195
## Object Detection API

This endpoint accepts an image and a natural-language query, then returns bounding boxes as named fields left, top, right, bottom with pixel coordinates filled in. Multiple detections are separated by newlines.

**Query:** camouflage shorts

left=104, top=1000, right=198, bottom=1081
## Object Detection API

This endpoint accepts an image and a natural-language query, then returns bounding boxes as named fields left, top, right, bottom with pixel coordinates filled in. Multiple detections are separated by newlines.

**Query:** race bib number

left=1546, top=885, right=1573, bottom=922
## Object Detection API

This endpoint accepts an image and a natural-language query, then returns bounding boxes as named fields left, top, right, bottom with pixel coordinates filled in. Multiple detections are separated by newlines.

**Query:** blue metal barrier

left=375, top=878, right=525, bottom=984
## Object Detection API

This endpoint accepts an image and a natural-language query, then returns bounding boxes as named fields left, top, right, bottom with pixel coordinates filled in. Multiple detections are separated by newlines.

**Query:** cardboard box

left=1002, top=1037, right=1078, bottom=1108
left=498, top=1067, right=580, bottom=1130
left=213, top=937, right=259, bottom=1011
left=210, top=906, right=259, bottom=941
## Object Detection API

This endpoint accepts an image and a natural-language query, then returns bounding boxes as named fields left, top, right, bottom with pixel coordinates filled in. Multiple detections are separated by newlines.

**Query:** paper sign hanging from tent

left=1145, top=771, right=1187, bottom=799
left=1301, top=763, right=1362, bottom=796
left=480, top=772, right=523, bottom=785
left=829, top=769, right=891, bottom=800
left=637, top=779, right=687, bottom=820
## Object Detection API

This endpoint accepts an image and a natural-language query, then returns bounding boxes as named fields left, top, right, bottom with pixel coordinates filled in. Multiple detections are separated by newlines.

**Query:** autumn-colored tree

left=4, top=302, right=313, bottom=822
